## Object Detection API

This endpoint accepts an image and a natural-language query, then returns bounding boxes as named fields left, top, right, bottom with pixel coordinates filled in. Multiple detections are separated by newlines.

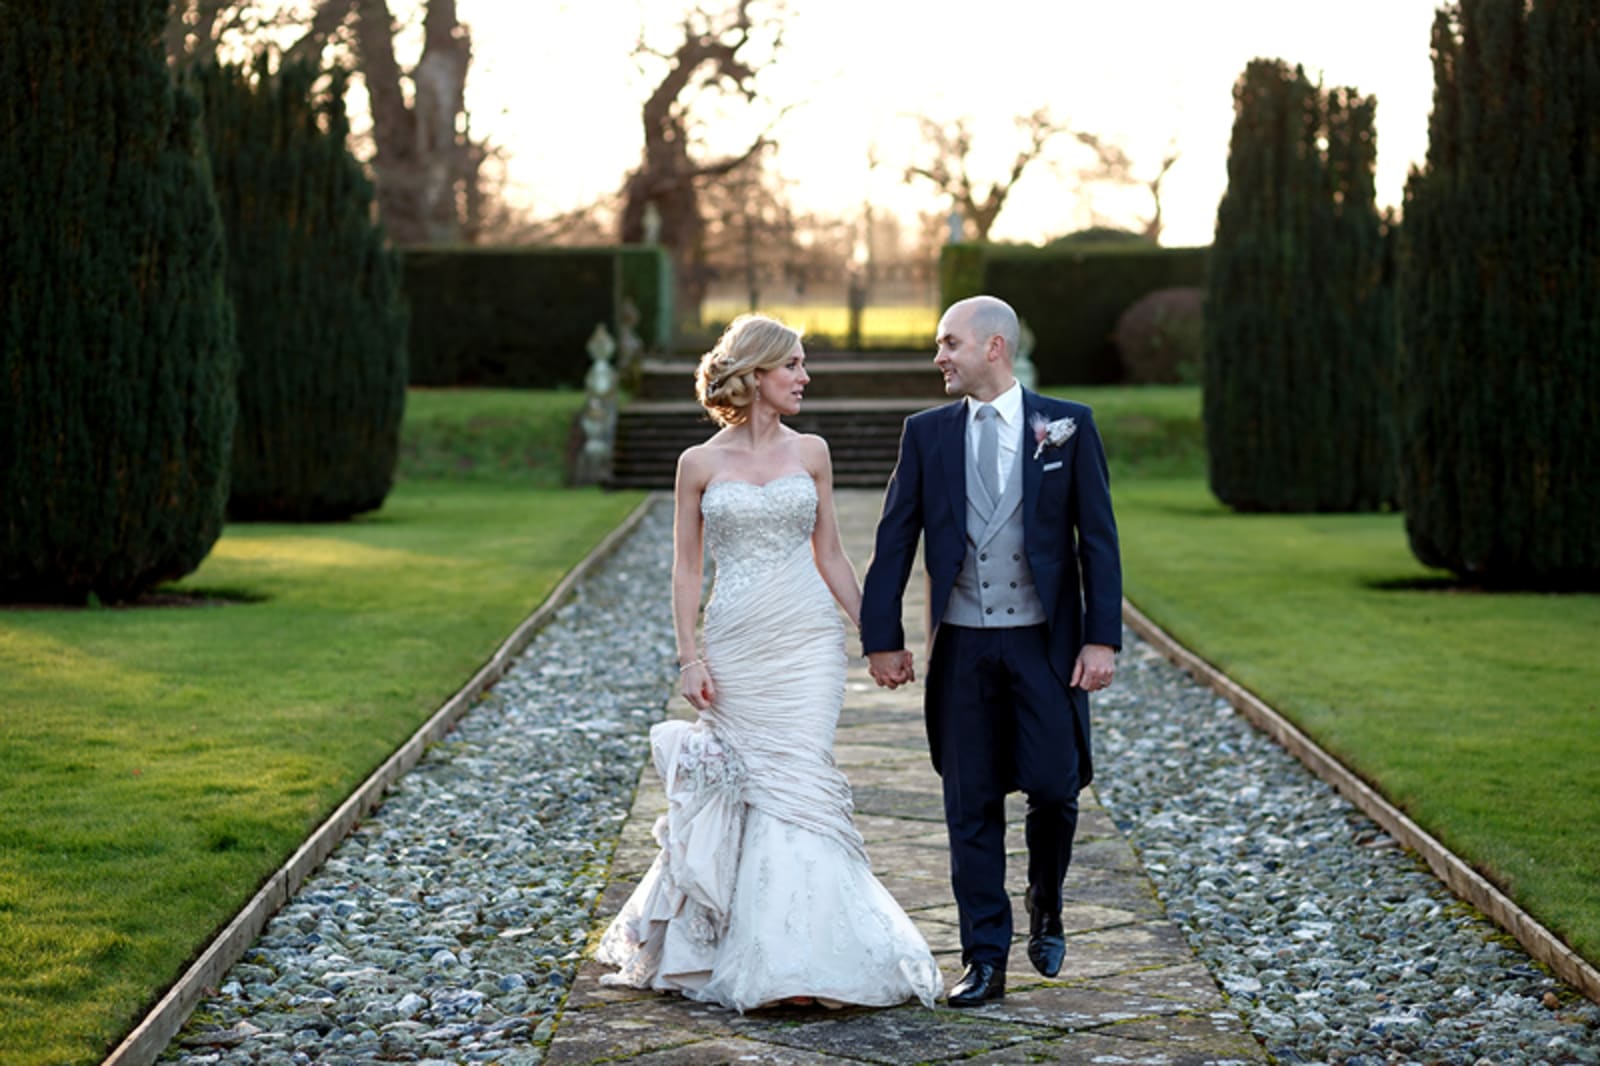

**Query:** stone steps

left=608, top=399, right=936, bottom=490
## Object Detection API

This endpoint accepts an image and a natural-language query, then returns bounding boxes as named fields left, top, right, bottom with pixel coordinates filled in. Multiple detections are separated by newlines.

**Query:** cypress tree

left=0, top=0, right=237, bottom=603
left=1203, top=59, right=1395, bottom=512
left=195, top=58, right=408, bottom=522
left=1396, top=1, right=1599, bottom=587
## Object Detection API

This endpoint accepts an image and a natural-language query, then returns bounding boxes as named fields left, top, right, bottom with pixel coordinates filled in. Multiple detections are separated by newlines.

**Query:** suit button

left=982, top=581, right=990, bottom=588
left=1007, top=608, right=1015, bottom=614
left=1013, top=553, right=1021, bottom=561
left=980, top=553, right=988, bottom=561
left=985, top=607, right=993, bottom=615
left=1010, top=581, right=1018, bottom=588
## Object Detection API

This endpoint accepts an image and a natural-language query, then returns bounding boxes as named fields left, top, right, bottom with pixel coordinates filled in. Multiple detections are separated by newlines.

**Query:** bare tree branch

left=283, top=0, right=356, bottom=65
left=903, top=109, right=1066, bottom=241
left=1076, top=132, right=1181, bottom=241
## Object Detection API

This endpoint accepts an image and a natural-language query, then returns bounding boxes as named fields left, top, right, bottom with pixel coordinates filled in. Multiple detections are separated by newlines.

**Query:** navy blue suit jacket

left=860, top=390, right=1122, bottom=786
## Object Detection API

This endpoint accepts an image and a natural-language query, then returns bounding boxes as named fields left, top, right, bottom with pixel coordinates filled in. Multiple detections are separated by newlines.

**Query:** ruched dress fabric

left=597, top=473, right=941, bottom=1011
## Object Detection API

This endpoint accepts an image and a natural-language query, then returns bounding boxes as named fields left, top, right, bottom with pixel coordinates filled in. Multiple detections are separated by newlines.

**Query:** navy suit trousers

left=927, top=623, right=1082, bottom=968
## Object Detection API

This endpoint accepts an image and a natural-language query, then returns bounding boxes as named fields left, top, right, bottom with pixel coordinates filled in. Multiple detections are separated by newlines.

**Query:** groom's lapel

left=1022, top=389, right=1044, bottom=529
left=936, top=400, right=966, bottom=523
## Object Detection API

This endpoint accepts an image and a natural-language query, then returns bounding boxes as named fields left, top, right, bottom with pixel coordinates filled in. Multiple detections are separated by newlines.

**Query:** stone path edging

left=101, top=495, right=658, bottom=1066
left=1121, top=597, right=1600, bottom=1007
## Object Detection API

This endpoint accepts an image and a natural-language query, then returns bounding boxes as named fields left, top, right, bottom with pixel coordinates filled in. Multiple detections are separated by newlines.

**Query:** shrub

left=1396, top=1, right=1600, bottom=587
left=1203, top=59, right=1394, bottom=513
left=0, top=0, right=237, bottom=603
left=1113, top=287, right=1204, bottom=384
left=940, top=243, right=1208, bottom=385
left=195, top=58, right=408, bottom=521
left=1048, top=226, right=1148, bottom=246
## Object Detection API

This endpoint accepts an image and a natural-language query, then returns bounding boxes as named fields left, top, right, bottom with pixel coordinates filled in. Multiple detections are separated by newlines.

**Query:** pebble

left=1093, top=634, right=1600, bottom=1065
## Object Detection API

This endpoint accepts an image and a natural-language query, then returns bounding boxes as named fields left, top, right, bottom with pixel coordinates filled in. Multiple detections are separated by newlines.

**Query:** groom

left=861, top=294, right=1122, bottom=1006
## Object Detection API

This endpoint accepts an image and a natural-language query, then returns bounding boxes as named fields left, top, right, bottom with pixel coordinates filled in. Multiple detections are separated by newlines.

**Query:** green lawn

left=1060, top=385, right=1600, bottom=970
left=0, top=389, right=642, bottom=1065
left=699, top=300, right=938, bottom=350
left=399, top=386, right=587, bottom=485
left=1059, top=384, right=1207, bottom=481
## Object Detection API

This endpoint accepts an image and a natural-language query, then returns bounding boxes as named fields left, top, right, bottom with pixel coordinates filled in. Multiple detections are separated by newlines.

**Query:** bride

left=596, top=314, right=941, bottom=1011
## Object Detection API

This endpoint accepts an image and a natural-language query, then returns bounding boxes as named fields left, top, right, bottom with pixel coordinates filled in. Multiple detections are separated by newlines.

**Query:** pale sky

left=456, top=0, right=1443, bottom=247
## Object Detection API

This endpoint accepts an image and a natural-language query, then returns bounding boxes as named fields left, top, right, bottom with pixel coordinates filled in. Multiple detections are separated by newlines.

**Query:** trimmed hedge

left=940, top=243, right=986, bottom=306
left=939, top=243, right=1208, bottom=384
left=403, top=246, right=671, bottom=389
left=619, top=246, right=674, bottom=351
left=1396, top=1, right=1600, bottom=586
left=1204, top=59, right=1394, bottom=514
left=0, top=0, right=237, bottom=603
left=197, top=58, right=408, bottom=522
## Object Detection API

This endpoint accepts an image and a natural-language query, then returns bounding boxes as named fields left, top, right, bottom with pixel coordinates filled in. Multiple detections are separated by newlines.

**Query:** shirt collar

left=967, top=378, right=1023, bottom=427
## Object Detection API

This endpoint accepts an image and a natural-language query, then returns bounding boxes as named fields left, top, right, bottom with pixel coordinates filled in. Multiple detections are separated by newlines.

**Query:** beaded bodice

left=700, top=473, right=817, bottom=604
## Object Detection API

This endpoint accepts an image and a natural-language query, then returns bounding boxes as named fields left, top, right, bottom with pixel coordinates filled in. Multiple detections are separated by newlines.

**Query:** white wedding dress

left=596, top=473, right=941, bottom=1011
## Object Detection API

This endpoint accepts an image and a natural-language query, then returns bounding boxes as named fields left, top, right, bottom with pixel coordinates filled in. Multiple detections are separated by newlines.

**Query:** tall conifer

left=1396, top=1, right=1599, bottom=586
left=195, top=58, right=408, bottom=521
left=0, top=0, right=237, bottom=602
left=1204, top=59, right=1394, bottom=512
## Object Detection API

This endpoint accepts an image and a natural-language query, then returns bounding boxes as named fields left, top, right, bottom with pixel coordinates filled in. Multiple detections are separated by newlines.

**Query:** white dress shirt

left=966, top=379, right=1023, bottom=491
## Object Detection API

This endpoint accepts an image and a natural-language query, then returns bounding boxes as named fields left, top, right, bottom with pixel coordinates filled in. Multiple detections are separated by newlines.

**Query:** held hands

left=1070, top=643, right=1116, bottom=693
left=868, top=649, right=915, bottom=689
left=680, top=660, right=715, bottom=710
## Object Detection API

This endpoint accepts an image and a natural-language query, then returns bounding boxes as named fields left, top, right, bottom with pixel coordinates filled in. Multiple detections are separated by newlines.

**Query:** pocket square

left=1042, top=461, right=1063, bottom=472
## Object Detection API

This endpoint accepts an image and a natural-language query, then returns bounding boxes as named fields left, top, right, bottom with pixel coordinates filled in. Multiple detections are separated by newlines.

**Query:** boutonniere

left=1030, top=413, right=1077, bottom=460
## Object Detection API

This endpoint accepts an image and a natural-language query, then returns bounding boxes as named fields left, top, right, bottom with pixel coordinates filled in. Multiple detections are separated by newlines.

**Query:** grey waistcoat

left=942, top=424, right=1046, bottom=629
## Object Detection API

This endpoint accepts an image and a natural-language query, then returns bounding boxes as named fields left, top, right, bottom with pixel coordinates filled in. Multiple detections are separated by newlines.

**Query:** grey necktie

left=976, top=404, right=1000, bottom=502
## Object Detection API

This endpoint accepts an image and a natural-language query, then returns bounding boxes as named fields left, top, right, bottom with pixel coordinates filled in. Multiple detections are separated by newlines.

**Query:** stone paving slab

left=544, top=490, right=1265, bottom=1065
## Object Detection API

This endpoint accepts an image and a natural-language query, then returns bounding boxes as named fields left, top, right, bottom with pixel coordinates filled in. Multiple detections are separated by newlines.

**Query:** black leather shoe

left=1027, top=895, right=1066, bottom=977
left=946, top=961, right=1005, bottom=1007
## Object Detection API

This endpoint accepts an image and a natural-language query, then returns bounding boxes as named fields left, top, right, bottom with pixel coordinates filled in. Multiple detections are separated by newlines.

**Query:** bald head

left=946, top=295, right=1019, bottom=362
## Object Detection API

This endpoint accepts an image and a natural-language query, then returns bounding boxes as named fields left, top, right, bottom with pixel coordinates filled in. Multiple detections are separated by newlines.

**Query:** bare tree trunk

left=1141, top=149, right=1180, bottom=242
left=341, top=0, right=479, bottom=244
left=743, top=212, right=759, bottom=310
left=165, top=0, right=487, bottom=245
left=621, top=0, right=780, bottom=317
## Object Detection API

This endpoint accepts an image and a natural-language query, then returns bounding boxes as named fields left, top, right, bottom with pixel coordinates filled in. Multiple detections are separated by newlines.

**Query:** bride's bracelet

left=678, top=658, right=705, bottom=673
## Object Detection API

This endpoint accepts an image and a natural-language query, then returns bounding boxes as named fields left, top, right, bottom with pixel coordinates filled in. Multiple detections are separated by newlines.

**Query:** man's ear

left=985, top=334, right=1005, bottom=362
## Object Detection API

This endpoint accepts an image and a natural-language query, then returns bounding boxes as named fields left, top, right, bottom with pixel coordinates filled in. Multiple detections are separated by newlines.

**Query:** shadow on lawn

left=140, top=585, right=271, bottom=607
left=1364, top=575, right=1481, bottom=593
left=3, top=586, right=270, bottom=610
left=1364, top=575, right=1592, bottom=596
left=1139, top=499, right=1235, bottom=518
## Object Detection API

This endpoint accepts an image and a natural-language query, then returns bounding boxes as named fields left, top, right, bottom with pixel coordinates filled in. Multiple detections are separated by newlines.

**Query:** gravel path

left=1094, top=636, right=1600, bottom=1065
left=161, top=495, right=1600, bottom=1064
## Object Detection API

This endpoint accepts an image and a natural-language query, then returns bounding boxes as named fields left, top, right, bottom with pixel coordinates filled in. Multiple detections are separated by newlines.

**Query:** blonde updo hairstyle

left=694, top=314, right=802, bottom=427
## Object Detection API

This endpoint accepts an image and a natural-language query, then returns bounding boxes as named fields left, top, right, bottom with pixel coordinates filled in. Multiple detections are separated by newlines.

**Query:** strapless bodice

left=701, top=473, right=817, bottom=604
